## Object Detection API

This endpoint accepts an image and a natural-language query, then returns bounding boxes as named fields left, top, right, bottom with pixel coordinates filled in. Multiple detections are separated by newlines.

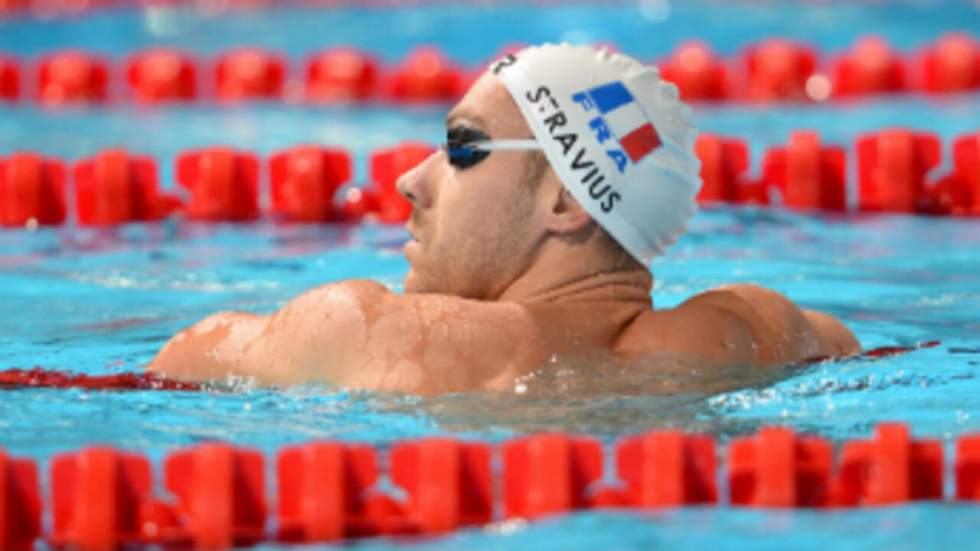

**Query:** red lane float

left=386, top=47, right=465, bottom=103
left=126, top=49, right=197, bottom=103
left=176, top=147, right=260, bottom=221
left=0, top=450, right=40, bottom=551
left=154, top=444, right=266, bottom=549
left=919, top=33, right=980, bottom=94
left=729, top=427, right=832, bottom=508
left=0, top=367, right=202, bottom=391
left=51, top=448, right=152, bottom=551
left=832, top=36, right=906, bottom=97
left=616, top=430, right=717, bottom=507
left=1, top=422, right=979, bottom=550
left=0, top=153, right=67, bottom=227
left=277, top=443, right=377, bottom=542
left=856, top=129, right=941, bottom=213
left=215, top=48, right=286, bottom=101
left=269, top=146, right=351, bottom=222
left=833, top=423, right=943, bottom=506
left=948, top=132, right=980, bottom=216
left=659, top=41, right=730, bottom=102
left=694, top=134, right=753, bottom=204
left=0, top=54, right=19, bottom=100
left=503, top=434, right=603, bottom=520
left=742, top=39, right=818, bottom=102
left=955, top=435, right=980, bottom=501
left=390, top=438, right=493, bottom=533
left=37, top=50, right=109, bottom=105
left=367, top=142, right=435, bottom=222
left=761, top=131, right=847, bottom=211
left=74, top=149, right=182, bottom=225
left=305, top=48, right=378, bottom=102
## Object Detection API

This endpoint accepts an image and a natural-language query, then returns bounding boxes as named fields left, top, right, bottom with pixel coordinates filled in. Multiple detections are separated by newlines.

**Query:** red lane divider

left=0, top=449, right=41, bottom=551
left=761, top=131, right=847, bottom=211
left=729, top=427, right=832, bottom=508
left=37, top=50, right=109, bottom=106
left=126, top=48, right=197, bottom=103
left=617, top=430, right=717, bottom=507
left=74, top=149, right=181, bottom=225
left=743, top=39, right=818, bottom=102
left=0, top=54, right=19, bottom=101
left=2, top=422, right=980, bottom=550
left=0, top=153, right=67, bottom=227
left=832, top=36, right=906, bottom=98
left=921, top=33, right=980, bottom=94
left=503, top=434, right=603, bottom=519
left=366, top=142, right=435, bottom=223
left=3, top=35, right=979, bottom=105
left=176, top=147, right=260, bottom=221
left=305, top=48, right=379, bottom=103
left=216, top=48, right=286, bottom=102
left=0, top=367, right=202, bottom=390
left=269, top=146, right=351, bottom=222
left=51, top=448, right=152, bottom=550
left=834, top=423, right=943, bottom=506
left=857, top=129, right=942, bottom=213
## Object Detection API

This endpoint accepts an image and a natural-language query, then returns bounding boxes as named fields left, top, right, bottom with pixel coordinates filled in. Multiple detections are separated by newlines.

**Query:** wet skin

left=147, top=72, right=860, bottom=395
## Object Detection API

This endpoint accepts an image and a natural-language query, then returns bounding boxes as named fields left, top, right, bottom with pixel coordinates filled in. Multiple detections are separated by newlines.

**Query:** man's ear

left=545, top=185, right=592, bottom=234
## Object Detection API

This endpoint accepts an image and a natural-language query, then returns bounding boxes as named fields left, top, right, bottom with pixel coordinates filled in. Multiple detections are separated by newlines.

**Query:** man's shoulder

left=616, top=284, right=858, bottom=366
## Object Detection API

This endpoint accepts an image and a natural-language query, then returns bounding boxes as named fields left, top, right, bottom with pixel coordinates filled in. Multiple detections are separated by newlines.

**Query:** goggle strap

left=466, top=139, right=542, bottom=152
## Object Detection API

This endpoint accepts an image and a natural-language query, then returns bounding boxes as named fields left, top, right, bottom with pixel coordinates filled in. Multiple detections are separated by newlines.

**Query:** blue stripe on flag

left=587, top=81, right=633, bottom=114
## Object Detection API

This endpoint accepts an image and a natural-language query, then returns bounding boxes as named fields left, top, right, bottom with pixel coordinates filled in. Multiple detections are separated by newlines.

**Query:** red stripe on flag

left=620, top=123, right=661, bottom=163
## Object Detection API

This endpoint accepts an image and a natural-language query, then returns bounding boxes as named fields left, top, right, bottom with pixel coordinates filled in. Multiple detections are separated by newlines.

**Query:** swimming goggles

left=443, top=126, right=543, bottom=169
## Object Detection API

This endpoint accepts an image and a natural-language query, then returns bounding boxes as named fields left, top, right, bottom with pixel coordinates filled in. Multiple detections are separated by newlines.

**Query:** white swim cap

left=491, top=43, right=702, bottom=265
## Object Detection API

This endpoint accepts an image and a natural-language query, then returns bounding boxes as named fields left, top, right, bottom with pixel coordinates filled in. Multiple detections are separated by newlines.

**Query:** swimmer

left=148, top=44, right=859, bottom=395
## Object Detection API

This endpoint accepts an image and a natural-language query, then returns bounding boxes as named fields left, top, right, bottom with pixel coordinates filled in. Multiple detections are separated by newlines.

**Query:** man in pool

left=148, top=44, right=859, bottom=394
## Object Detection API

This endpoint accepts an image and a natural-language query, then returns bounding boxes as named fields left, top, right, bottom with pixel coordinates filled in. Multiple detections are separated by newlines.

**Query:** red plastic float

left=0, top=153, right=67, bottom=227
left=157, top=444, right=266, bottom=549
left=390, top=438, right=493, bottom=534
left=126, top=48, right=197, bottom=103
left=742, top=39, right=819, bottom=101
left=832, top=36, right=906, bottom=97
left=277, top=443, right=377, bottom=542
left=616, top=430, right=716, bottom=507
left=761, top=131, right=847, bottom=211
left=176, top=147, right=260, bottom=221
left=305, top=48, right=378, bottom=102
left=367, top=142, right=434, bottom=222
left=74, top=149, right=182, bottom=225
left=51, top=448, right=152, bottom=551
left=948, top=132, right=980, bottom=215
left=386, top=47, right=465, bottom=102
left=729, top=427, right=832, bottom=508
left=694, top=134, right=757, bottom=204
left=503, top=434, right=603, bottom=520
left=955, top=434, right=980, bottom=501
left=856, top=129, right=941, bottom=213
left=0, top=54, right=19, bottom=100
left=337, top=187, right=382, bottom=223
left=0, top=450, right=40, bottom=551
left=269, top=145, right=351, bottom=222
left=37, top=50, right=109, bottom=105
left=215, top=48, right=285, bottom=101
left=833, top=423, right=943, bottom=506
left=919, top=33, right=980, bottom=94
left=659, top=41, right=730, bottom=101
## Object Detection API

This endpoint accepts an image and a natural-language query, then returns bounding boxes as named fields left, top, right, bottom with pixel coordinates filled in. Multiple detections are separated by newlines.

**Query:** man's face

left=398, top=72, right=545, bottom=299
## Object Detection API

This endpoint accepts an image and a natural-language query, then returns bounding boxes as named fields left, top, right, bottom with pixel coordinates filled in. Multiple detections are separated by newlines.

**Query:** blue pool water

left=1, top=2, right=980, bottom=549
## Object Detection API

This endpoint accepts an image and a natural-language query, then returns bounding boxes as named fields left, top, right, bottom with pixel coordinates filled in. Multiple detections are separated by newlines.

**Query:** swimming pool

left=1, top=1, right=980, bottom=548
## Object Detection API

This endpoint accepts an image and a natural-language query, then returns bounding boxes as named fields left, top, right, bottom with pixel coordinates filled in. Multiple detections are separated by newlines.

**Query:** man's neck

left=496, top=244, right=654, bottom=306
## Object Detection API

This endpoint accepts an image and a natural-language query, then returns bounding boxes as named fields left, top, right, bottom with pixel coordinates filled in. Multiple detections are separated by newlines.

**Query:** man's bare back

left=148, top=45, right=860, bottom=394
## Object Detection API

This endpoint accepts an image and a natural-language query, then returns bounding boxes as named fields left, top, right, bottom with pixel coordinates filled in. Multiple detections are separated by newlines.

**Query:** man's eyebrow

left=445, top=110, right=487, bottom=129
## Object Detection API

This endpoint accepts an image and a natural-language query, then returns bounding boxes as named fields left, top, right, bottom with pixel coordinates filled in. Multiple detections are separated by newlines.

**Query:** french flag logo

left=571, top=81, right=662, bottom=169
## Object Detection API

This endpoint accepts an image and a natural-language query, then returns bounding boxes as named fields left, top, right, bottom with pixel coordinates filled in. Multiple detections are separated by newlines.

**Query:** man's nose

left=395, top=151, right=438, bottom=209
